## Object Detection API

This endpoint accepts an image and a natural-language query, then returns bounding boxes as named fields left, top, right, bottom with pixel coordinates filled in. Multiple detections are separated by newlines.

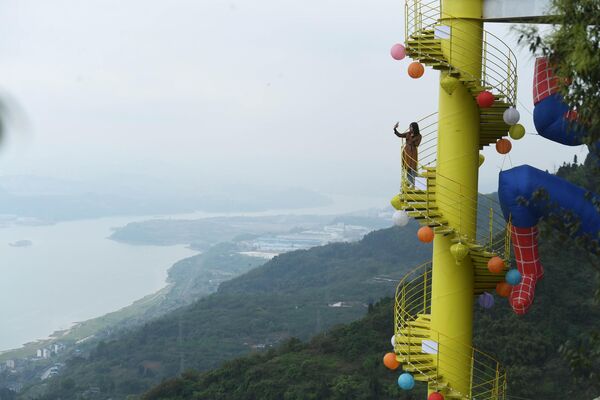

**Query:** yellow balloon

left=450, top=242, right=469, bottom=265
left=478, top=153, right=485, bottom=167
left=509, top=124, right=526, bottom=140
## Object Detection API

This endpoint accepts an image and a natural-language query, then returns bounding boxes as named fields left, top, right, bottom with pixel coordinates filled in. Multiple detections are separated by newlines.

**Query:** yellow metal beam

left=429, top=0, right=483, bottom=396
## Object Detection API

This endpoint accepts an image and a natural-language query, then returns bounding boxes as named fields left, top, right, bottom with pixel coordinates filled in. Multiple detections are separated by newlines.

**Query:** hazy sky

left=0, top=0, right=587, bottom=197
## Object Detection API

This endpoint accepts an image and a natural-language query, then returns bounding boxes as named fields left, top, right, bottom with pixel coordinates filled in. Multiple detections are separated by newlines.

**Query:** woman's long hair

left=410, top=122, right=420, bottom=136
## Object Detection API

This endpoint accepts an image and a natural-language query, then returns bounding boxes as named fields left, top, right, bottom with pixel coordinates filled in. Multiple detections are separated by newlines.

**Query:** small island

left=9, top=240, right=33, bottom=248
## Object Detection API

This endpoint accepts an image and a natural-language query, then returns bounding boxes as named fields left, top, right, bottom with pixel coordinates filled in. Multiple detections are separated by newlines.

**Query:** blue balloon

left=478, top=292, right=495, bottom=309
left=398, top=372, right=415, bottom=390
left=505, top=269, right=522, bottom=285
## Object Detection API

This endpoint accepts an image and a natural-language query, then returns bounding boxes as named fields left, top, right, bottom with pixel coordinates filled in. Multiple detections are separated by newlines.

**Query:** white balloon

left=391, top=334, right=396, bottom=348
left=503, top=107, right=520, bottom=125
left=392, top=210, right=410, bottom=227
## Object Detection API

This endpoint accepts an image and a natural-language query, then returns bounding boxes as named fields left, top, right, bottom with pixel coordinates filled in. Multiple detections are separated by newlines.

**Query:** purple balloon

left=390, top=43, right=406, bottom=60
left=478, top=292, right=494, bottom=309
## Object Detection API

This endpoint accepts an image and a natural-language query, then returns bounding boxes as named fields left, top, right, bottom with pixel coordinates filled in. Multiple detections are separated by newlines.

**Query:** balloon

left=383, top=352, right=400, bottom=370
left=417, top=226, right=434, bottom=243
left=390, top=334, right=396, bottom=348
left=392, top=210, right=410, bottom=227
left=477, top=91, right=495, bottom=108
left=390, top=43, right=406, bottom=60
left=428, top=392, right=445, bottom=400
left=450, top=242, right=469, bottom=264
left=478, top=292, right=495, bottom=309
left=503, top=107, right=520, bottom=125
left=391, top=194, right=403, bottom=210
left=408, top=62, right=425, bottom=79
left=496, top=281, right=512, bottom=297
left=487, top=256, right=505, bottom=274
left=565, top=110, right=578, bottom=121
left=398, top=373, right=415, bottom=390
left=509, top=124, right=526, bottom=140
left=496, top=138, right=512, bottom=154
left=505, top=269, right=522, bottom=285
left=440, top=75, right=459, bottom=95
left=479, top=153, right=485, bottom=167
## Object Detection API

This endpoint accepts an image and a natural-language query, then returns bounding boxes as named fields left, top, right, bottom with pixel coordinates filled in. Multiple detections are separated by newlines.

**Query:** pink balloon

left=390, top=43, right=406, bottom=60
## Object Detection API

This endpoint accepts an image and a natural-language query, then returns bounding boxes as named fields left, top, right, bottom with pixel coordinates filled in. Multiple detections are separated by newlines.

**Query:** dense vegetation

left=141, top=223, right=600, bottom=400
left=143, top=298, right=424, bottom=400
left=26, top=223, right=429, bottom=399
left=142, top=201, right=600, bottom=399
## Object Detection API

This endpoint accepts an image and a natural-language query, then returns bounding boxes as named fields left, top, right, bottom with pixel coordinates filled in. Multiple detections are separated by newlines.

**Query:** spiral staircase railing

left=394, top=263, right=508, bottom=399
left=391, top=1, right=517, bottom=398
left=404, top=0, right=518, bottom=106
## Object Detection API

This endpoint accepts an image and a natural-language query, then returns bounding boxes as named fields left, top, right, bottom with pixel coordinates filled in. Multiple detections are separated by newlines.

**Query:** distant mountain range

left=0, top=175, right=334, bottom=222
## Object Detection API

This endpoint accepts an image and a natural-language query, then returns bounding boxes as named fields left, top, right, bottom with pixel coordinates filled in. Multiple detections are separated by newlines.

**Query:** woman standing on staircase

left=393, top=122, right=422, bottom=187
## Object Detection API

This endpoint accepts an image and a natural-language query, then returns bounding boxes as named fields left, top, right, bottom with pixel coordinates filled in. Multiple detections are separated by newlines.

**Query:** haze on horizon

left=0, top=0, right=587, bottom=200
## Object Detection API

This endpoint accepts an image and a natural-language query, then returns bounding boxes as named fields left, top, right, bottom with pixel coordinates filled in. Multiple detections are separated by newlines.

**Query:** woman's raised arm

left=393, top=122, right=408, bottom=138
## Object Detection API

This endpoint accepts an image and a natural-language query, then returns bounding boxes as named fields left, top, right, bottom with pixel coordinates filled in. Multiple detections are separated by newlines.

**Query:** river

left=0, top=194, right=385, bottom=351
left=0, top=216, right=196, bottom=351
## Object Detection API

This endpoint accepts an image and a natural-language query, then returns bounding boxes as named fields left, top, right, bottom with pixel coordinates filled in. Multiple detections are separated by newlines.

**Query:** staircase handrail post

left=405, top=2, right=409, bottom=41
left=435, top=330, right=440, bottom=386
left=489, top=206, right=493, bottom=250
left=494, top=362, right=500, bottom=399
left=482, top=32, right=488, bottom=86
left=407, top=322, right=411, bottom=363
left=423, top=271, right=428, bottom=315
left=469, top=347, right=475, bottom=399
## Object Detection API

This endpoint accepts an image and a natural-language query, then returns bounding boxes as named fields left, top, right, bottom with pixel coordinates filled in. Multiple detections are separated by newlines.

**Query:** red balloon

left=565, top=110, right=578, bottom=121
left=383, top=352, right=400, bottom=370
left=408, top=62, right=425, bottom=79
left=496, top=281, right=512, bottom=298
left=477, top=91, right=495, bottom=108
left=496, top=138, right=512, bottom=154
left=428, top=393, right=445, bottom=400
left=487, top=256, right=505, bottom=274
left=417, top=226, right=434, bottom=243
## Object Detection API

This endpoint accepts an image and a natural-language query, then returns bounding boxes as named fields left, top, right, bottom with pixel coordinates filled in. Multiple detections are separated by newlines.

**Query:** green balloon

left=509, top=124, right=526, bottom=140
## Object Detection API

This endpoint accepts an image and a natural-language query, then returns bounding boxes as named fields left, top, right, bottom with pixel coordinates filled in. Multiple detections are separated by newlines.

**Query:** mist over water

left=0, top=216, right=196, bottom=351
left=0, top=194, right=385, bottom=352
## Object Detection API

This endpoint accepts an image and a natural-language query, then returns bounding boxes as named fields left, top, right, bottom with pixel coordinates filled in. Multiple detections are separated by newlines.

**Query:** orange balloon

left=496, top=138, right=512, bottom=154
left=487, top=257, right=505, bottom=274
left=496, top=282, right=512, bottom=298
left=417, top=226, right=434, bottom=243
left=408, top=62, right=425, bottom=79
left=383, top=352, right=400, bottom=370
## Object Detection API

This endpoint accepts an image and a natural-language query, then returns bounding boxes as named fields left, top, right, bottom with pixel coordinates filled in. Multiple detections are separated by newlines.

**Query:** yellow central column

left=429, top=0, right=483, bottom=396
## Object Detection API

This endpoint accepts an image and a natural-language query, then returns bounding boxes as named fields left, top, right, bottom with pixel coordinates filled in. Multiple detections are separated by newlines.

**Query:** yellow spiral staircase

left=393, top=263, right=508, bottom=399
left=390, top=1, right=517, bottom=399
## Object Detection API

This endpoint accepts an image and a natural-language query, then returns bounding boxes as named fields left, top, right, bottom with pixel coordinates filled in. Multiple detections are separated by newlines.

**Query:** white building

left=5, top=360, right=15, bottom=369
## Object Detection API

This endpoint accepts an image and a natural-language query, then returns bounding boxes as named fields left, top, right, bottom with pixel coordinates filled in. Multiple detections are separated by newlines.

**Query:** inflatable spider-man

left=498, top=57, right=600, bottom=315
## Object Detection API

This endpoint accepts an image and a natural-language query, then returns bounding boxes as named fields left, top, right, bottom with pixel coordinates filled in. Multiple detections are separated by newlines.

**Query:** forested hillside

left=27, top=223, right=430, bottom=399
left=142, top=225, right=600, bottom=400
